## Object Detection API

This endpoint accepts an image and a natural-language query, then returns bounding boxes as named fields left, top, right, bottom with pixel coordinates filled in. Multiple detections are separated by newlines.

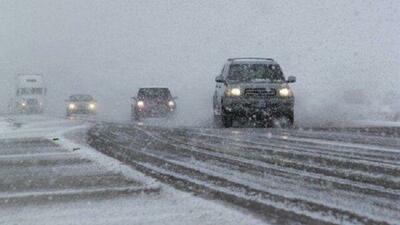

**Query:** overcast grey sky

left=1, top=0, right=399, bottom=124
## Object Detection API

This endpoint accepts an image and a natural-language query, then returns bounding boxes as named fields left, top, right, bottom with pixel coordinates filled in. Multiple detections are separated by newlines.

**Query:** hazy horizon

left=1, top=0, right=399, bottom=126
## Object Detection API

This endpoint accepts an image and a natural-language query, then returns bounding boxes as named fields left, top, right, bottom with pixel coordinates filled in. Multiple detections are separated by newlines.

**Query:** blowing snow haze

left=1, top=0, right=399, bottom=126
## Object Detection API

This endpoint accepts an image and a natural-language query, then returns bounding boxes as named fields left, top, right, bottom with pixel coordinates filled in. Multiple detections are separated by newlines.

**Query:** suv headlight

left=227, top=88, right=241, bottom=96
left=278, top=88, right=293, bottom=97
left=168, top=101, right=175, bottom=107
left=89, top=103, right=96, bottom=110
left=137, top=101, right=145, bottom=108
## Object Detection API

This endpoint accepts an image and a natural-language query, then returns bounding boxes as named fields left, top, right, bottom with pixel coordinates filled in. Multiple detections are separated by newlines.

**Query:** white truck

left=13, top=74, right=46, bottom=114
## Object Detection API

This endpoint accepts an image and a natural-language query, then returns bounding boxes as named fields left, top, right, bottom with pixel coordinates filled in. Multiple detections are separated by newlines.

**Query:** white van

left=14, top=74, right=46, bottom=114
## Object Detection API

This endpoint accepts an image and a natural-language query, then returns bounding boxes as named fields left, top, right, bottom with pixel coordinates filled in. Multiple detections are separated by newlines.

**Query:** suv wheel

left=132, top=110, right=141, bottom=122
left=222, top=114, right=233, bottom=128
left=273, top=111, right=294, bottom=128
left=134, top=114, right=141, bottom=122
left=286, top=111, right=294, bottom=126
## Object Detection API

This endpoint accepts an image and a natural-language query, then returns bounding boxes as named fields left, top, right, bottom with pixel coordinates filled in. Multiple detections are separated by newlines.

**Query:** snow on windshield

left=227, top=64, right=285, bottom=82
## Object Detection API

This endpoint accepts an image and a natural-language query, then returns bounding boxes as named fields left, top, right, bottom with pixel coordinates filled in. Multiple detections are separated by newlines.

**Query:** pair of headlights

left=226, top=87, right=293, bottom=97
left=137, top=100, right=175, bottom=108
left=69, top=103, right=96, bottom=110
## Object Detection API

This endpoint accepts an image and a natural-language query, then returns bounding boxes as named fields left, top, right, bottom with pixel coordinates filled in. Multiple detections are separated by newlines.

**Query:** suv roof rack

left=228, top=57, right=275, bottom=61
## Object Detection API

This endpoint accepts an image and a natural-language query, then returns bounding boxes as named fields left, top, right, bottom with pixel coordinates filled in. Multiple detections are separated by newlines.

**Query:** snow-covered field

left=1, top=193, right=265, bottom=225
left=0, top=115, right=265, bottom=225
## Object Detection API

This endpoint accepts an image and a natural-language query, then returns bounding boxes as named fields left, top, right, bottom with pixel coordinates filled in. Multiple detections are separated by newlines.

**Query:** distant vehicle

left=213, top=58, right=296, bottom=128
left=13, top=74, right=46, bottom=114
left=66, top=94, right=97, bottom=117
left=132, top=87, right=177, bottom=121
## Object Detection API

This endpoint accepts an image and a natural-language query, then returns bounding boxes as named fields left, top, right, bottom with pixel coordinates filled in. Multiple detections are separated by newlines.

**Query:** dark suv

left=132, top=88, right=177, bottom=121
left=213, top=58, right=296, bottom=127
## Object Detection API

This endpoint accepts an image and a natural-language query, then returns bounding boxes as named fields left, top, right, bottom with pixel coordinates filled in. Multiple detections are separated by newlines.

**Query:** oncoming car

left=132, top=87, right=177, bottom=121
left=66, top=94, right=97, bottom=117
left=213, top=58, right=296, bottom=128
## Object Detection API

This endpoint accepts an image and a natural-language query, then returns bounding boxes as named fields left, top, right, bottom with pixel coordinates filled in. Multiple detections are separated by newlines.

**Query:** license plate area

left=256, top=100, right=267, bottom=108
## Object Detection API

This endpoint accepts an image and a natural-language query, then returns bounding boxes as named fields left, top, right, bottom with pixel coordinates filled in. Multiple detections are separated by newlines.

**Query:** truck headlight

left=279, top=88, right=293, bottom=97
left=69, top=103, right=76, bottom=110
left=227, top=88, right=241, bottom=96
left=137, top=101, right=144, bottom=108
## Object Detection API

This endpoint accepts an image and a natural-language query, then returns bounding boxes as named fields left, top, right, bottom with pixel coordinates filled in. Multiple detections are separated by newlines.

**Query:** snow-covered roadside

left=0, top=193, right=266, bottom=225
left=0, top=115, right=83, bottom=139
left=53, top=125, right=161, bottom=192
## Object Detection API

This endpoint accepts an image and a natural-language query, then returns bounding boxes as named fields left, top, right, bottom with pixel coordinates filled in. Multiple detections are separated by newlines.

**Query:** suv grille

left=244, top=88, right=276, bottom=97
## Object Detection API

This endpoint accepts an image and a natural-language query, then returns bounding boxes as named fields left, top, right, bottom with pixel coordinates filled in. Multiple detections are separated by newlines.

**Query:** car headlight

left=279, top=88, right=293, bottom=97
left=21, top=102, right=27, bottom=107
left=69, top=103, right=76, bottom=110
left=168, top=101, right=175, bottom=107
left=89, top=103, right=96, bottom=110
left=227, top=88, right=241, bottom=96
left=137, top=101, right=144, bottom=108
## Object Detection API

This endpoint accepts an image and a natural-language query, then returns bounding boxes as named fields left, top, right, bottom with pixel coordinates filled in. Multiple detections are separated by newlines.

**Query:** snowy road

left=0, top=116, right=265, bottom=225
left=89, top=123, right=400, bottom=225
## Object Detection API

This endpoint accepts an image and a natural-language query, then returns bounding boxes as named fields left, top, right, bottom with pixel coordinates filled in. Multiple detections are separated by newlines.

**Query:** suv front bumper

left=134, top=106, right=176, bottom=118
left=222, top=96, right=294, bottom=117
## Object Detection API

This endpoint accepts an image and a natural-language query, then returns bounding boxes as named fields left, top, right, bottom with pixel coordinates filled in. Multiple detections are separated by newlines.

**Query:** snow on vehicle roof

left=69, top=94, right=94, bottom=101
left=139, top=87, right=170, bottom=89
left=228, top=58, right=277, bottom=64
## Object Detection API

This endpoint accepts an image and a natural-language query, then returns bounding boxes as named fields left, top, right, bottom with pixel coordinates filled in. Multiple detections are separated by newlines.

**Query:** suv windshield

left=70, top=95, right=93, bottom=102
left=138, top=88, right=171, bottom=99
left=227, top=64, right=285, bottom=82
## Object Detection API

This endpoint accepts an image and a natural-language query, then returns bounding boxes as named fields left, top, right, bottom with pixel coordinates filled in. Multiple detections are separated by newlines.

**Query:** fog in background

left=1, top=0, right=399, bottom=126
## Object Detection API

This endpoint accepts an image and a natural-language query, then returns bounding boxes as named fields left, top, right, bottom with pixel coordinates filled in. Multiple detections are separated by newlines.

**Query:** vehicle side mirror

left=287, top=76, right=296, bottom=83
left=131, top=97, right=137, bottom=101
left=173, top=96, right=178, bottom=100
left=215, top=75, right=225, bottom=83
